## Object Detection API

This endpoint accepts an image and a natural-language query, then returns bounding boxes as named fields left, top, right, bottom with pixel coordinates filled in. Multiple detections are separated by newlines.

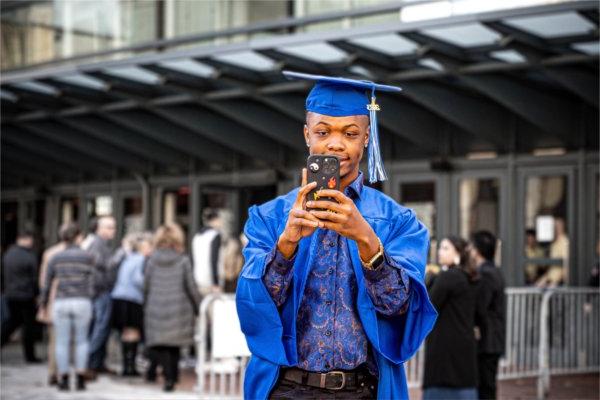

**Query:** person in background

left=111, top=232, right=153, bottom=377
left=470, top=230, right=506, bottom=400
left=41, top=223, right=95, bottom=391
left=537, top=217, right=569, bottom=287
left=83, top=215, right=117, bottom=379
left=221, top=233, right=245, bottom=293
left=423, top=236, right=481, bottom=400
left=524, top=229, right=544, bottom=285
left=144, top=224, right=201, bottom=392
left=192, top=209, right=223, bottom=295
left=80, top=217, right=98, bottom=251
left=36, top=228, right=67, bottom=385
left=1, top=231, right=40, bottom=363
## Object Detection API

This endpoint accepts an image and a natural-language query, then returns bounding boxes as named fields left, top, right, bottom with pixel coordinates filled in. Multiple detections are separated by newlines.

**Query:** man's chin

left=340, top=163, right=359, bottom=179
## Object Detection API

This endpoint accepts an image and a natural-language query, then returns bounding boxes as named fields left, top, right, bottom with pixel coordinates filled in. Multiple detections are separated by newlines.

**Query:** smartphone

left=306, top=155, right=340, bottom=210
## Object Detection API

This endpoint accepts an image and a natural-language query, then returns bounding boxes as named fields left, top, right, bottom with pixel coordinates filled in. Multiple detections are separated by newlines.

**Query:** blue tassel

left=367, top=88, right=387, bottom=183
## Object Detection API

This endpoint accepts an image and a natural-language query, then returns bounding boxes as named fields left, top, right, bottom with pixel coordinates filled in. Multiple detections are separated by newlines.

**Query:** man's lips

left=324, top=154, right=349, bottom=161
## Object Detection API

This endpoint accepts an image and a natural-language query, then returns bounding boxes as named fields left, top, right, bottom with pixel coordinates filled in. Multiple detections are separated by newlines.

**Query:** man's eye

left=316, top=131, right=328, bottom=136
left=345, top=132, right=359, bottom=137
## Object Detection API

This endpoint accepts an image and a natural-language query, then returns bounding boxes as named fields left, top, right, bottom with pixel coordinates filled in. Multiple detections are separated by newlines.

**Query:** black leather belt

left=282, top=367, right=372, bottom=391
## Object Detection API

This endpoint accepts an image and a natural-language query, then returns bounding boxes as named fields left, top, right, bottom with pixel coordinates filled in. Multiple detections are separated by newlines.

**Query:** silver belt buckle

left=321, top=371, right=346, bottom=390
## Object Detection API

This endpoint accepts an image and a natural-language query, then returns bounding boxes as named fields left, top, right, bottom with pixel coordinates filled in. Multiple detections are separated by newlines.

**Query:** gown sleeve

left=236, top=205, right=289, bottom=365
left=359, top=208, right=438, bottom=364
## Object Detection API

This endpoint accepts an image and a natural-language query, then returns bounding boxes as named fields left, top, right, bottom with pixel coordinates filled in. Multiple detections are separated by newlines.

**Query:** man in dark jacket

left=83, top=215, right=117, bottom=377
left=470, top=230, right=506, bottom=400
left=1, top=231, right=40, bottom=362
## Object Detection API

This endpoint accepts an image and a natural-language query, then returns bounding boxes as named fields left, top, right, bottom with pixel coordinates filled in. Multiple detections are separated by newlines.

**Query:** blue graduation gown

left=236, top=185, right=437, bottom=399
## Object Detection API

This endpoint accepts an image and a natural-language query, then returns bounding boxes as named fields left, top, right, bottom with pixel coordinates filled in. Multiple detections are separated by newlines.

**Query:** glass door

left=391, top=173, right=441, bottom=266
left=451, top=170, right=507, bottom=268
left=517, top=166, right=575, bottom=286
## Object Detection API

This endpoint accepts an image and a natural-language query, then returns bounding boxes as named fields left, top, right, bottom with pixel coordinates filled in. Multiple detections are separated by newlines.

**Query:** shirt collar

left=344, top=171, right=364, bottom=200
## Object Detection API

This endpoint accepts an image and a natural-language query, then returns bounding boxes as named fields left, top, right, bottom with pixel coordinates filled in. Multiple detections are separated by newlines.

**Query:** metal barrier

left=195, top=293, right=249, bottom=399
left=405, top=287, right=600, bottom=399
left=196, top=288, right=599, bottom=399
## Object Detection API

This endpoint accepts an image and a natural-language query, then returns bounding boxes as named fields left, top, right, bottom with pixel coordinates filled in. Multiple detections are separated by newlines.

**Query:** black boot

left=48, top=374, right=58, bottom=386
left=57, top=374, right=69, bottom=391
left=121, top=342, right=129, bottom=376
left=128, top=342, right=140, bottom=377
left=145, top=347, right=158, bottom=382
left=76, top=374, right=86, bottom=391
left=122, top=342, right=140, bottom=377
left=163, top=380, right=175, bottom=392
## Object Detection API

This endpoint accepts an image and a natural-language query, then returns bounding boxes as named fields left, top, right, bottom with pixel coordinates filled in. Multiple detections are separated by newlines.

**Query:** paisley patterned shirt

left=263, top=172, right=410, bottom=373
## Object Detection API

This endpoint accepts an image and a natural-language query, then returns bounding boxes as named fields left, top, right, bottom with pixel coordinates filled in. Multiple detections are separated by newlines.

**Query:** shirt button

left=325, top=363, right=331, bottom=369
left=325, top=331, right=332, bottom=337
left=277, top=262, right=283, bottom=267
left=325, top=300, right=332, bottom=305
left=329, top=269, right=334, bottom=275
left=329, top=242, right=335, bottom=247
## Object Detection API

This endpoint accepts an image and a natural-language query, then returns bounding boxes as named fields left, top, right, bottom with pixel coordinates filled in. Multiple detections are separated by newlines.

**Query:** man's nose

left=326, top=137, right=345, bottom=151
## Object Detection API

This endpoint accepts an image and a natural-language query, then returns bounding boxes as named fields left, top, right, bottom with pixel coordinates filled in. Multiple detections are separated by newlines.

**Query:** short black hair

left=88, top=217, right=98, bottom=234
left=470, top=230, right=497, bottom=261
left=59, top=222, right=81, bottom=244
left=17, top=230, right=34, bottom=239
left=203, top=209, right=219, bottom=223
left=525, top=228, right=536, bottom=237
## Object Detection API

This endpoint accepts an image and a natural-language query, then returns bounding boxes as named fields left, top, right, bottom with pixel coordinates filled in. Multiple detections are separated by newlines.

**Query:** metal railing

left=196, top=288, right=600, bottom=399
left=405, top=287, right=600, bottom=399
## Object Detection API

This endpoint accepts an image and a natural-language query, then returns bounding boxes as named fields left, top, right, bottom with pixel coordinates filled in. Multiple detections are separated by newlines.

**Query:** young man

left=1, top=231, right=40, bottom=363
left=470, top=230, right=506, bottom=400
left=236, top=72, right=437, bottom=399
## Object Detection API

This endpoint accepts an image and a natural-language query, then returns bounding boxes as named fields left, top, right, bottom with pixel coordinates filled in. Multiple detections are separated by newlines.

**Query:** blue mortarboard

left=282, top=70, right=402, bottom=183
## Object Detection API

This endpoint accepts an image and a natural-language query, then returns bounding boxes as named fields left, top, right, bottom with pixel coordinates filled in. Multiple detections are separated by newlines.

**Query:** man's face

left=304, top=112, right=369, bottom=178
left=97, top=217, right=116, bottom=241
left=18, top=236, right=33, bottom=248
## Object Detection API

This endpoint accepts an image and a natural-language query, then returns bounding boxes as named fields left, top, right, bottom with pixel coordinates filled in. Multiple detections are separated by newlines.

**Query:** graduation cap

left=282, top=70, right=402, bottom=183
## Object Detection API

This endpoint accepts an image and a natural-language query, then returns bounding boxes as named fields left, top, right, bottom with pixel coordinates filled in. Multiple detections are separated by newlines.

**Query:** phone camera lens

left=309, top=162, right=319, bottom=172
left=322, top=158, right=336, bottom=174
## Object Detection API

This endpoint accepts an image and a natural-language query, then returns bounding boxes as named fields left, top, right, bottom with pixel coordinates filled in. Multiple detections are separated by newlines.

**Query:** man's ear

left=303, top=124, right=310, bottom=146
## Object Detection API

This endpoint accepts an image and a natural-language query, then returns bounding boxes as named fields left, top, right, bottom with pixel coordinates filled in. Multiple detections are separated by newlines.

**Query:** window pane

left=123, top=196, right=143, bottom=235
left=523, top=175, right=568, bottom=286
left=168, top=0, right=289, bottom=42
left=400, top=181, right=436, bottom=263
left=162, top=186, right=189, bottom=239
left=459, top=178, right=499, bottom=239
left=1, top=1, right=158, bottom=69
left=60, top=196, right=79, bottom=224
left=86, top=195, right=113, bottom=221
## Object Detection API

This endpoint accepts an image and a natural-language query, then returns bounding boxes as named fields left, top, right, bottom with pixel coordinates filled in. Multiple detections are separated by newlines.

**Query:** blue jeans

left=88, top=292, right=112, bottom=370
left=423, top=387, right=478, bottom=400
left=53, top=298, right=92, bottom=375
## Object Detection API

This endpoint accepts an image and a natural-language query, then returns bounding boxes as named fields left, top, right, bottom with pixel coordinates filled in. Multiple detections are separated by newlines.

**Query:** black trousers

left=148, top=345, right=180, bottom=384
left=0, top=298, right=38, bottom=361
left=477, top=353, right=501, bottom=400
left=269, top=371, right=378, bottom=399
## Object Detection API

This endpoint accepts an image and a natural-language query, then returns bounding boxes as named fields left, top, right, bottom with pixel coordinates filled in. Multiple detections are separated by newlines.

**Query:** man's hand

left=306, top=189, right=380, bottom=262
left=277, top=169, right=324, bottom=259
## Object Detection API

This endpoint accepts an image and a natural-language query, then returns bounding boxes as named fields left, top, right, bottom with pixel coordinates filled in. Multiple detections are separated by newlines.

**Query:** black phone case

left=306, top=155, right=340, bottom=209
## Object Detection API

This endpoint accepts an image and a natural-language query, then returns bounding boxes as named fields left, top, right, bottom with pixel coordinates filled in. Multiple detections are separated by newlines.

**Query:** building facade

left=1, top=0, right=598, bottom=286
